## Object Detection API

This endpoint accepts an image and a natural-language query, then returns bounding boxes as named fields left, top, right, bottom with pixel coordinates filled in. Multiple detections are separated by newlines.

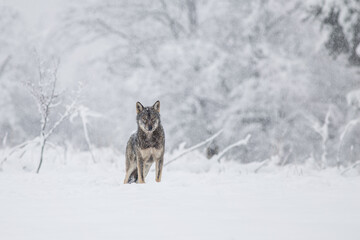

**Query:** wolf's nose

left=148, top=125, right=152, bottom=131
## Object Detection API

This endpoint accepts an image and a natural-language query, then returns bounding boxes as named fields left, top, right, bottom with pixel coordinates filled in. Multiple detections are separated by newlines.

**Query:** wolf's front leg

left=137, top=157, right=145, bottom=183
left=155, top=155, right=164, bottom=182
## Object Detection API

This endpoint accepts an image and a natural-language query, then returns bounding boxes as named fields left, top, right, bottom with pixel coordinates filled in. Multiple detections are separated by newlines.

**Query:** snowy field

left=1, top=0, right=360, bottom=239
left=1, top=150, right=360, bottom=240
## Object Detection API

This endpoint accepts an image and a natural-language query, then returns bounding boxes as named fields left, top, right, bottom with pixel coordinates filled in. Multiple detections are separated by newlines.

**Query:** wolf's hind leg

left=124, top=162, right=136, bottom=184
left=128, top=168, right=138, bottom=183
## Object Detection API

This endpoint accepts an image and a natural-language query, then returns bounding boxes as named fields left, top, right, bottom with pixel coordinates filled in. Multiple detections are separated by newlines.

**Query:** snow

left=1, top=151, right=360, bottom=240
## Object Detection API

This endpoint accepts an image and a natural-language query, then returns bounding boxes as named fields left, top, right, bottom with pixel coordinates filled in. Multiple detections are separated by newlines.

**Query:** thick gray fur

left=124, top=100, right=165, bottom=184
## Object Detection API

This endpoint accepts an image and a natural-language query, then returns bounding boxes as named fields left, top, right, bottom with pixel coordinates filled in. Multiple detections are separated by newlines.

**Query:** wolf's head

left=136, top=101, right=161, bottom=133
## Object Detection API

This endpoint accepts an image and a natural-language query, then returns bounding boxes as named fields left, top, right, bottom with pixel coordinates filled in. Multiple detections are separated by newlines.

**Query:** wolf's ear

left=136, top=102, right=144, bottom=114
left=153, top=100, right=160, bottom=112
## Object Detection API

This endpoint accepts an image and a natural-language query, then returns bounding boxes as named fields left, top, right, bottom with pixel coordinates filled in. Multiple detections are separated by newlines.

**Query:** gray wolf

left=124, top=101, right=165, bottom=184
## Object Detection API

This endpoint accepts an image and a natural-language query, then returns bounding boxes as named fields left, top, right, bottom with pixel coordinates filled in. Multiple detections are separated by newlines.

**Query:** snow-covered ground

left=1, top=149, right=360, bottom=240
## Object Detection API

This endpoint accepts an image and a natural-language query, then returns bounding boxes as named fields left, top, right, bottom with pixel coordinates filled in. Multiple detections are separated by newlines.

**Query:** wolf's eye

left=142, top=118, right=147, bottom=123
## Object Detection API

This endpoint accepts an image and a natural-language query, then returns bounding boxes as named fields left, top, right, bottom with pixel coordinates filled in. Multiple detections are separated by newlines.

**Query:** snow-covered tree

left=308, top=0, right=360, bottom=65
left=23, top=56, right=80, bottom=173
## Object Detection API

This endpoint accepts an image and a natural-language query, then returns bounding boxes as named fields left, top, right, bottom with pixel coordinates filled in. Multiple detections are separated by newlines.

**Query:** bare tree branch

left=145, top=1, right=187, bottom=39
left=341, top=160, right=360, bottom=175
left=164, top=130, right=223, bottom=167
left=214, top=134, right=251, bottom=163
left=1, top=137, right=39, bottom=169
left=254, top=158, right=271, bottom=174
left=186, top=0, right=198, bottom=35
left=0, top=55, right=11, bottom=79
left=95, top=19, right=129, bottom=39
left=337, top=118, right=360, bottom=168
left=78, top=107, right=98, bottom=164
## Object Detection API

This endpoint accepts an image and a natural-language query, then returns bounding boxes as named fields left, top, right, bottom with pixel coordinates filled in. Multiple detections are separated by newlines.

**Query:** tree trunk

left=36, top=137, right=47, bottom=174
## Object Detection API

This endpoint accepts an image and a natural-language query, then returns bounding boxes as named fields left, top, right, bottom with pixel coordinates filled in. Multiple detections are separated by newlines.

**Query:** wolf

left=124, top=100, right=165, bottom=184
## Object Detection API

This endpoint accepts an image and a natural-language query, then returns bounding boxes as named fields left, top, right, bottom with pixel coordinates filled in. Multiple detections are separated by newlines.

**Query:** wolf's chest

left=139, top=147, right=162, bottom=161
